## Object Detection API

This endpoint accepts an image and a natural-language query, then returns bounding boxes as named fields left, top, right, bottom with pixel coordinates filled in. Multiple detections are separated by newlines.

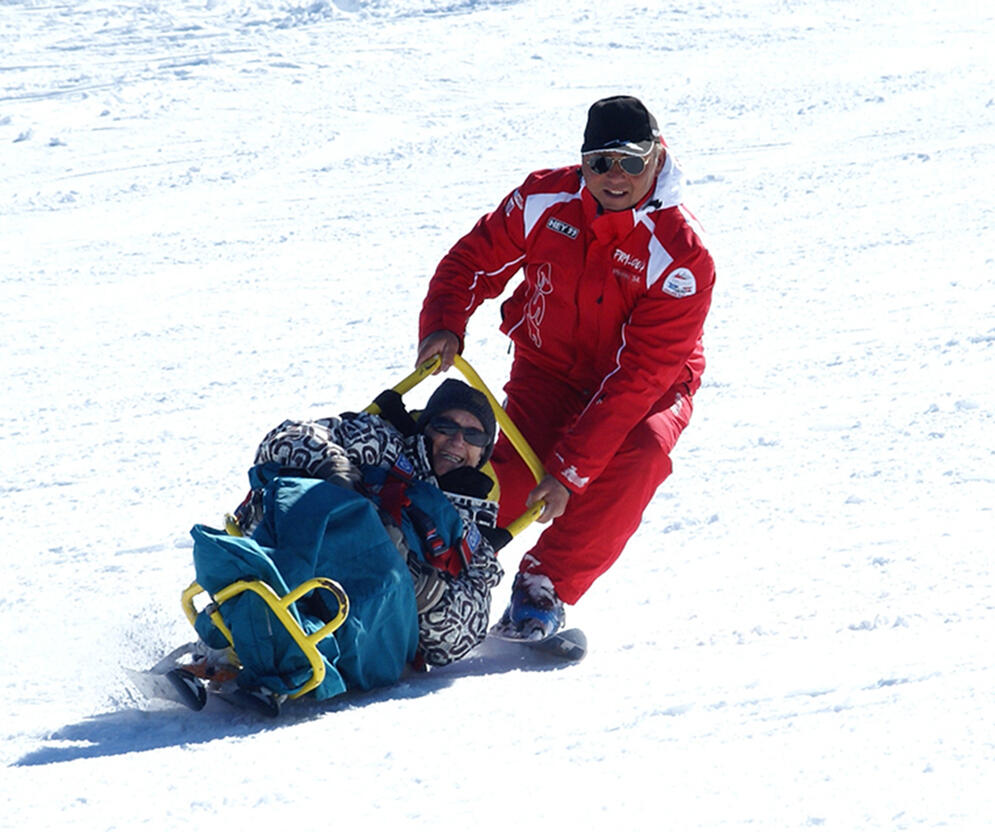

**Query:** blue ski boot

left=491, top=572, right=565, bottom=642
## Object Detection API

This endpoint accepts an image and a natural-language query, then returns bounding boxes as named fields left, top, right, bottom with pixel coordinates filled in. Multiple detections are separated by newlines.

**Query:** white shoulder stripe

left=645, top=233, right=674, bottom=289
left=523, top=187, right=582, bottom=238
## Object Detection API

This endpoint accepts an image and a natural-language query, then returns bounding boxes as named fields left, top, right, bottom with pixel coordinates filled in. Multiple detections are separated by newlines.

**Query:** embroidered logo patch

left=613, top=249, right=646, bottom=271
left=524, top=262, right=553, bottom=348
left=465, top=522, right=481, bottom=554
left=613, top=267, right=641, bottom=285
left=560, top=465, right=589, bottom=489
left=661, top=267, right=697, bottom=298
left=546, top=217, right=579, bottom=239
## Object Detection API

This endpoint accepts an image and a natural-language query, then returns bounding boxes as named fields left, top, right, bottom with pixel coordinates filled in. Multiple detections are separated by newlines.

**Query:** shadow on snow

left=14, top=636, right=579, bottom=767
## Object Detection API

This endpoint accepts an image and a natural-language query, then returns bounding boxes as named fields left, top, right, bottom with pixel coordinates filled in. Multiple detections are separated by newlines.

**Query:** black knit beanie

left=415, top=379, right=497, bottom=467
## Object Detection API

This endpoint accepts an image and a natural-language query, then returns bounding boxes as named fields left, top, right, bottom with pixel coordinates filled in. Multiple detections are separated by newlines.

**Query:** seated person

left=233, top=379, right=504, bottom=668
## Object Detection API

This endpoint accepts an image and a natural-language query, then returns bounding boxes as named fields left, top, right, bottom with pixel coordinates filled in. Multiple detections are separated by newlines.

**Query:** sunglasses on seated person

left=583, top=151, right=652, bottom=176
left=427, top=416, right=490, bottom=447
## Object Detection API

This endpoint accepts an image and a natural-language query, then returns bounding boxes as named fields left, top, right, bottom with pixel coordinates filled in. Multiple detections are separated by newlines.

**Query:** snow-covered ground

left=2, top=0, right=993, bottom=828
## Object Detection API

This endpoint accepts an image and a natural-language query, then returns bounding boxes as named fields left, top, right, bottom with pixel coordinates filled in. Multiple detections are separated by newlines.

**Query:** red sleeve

left=548, top=246, right=715, bottom=493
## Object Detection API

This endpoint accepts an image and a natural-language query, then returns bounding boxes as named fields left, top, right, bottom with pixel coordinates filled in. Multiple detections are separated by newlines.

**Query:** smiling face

left=583, top=145, right=663, bottom=211
left=426, top=408, right=486, bottom=475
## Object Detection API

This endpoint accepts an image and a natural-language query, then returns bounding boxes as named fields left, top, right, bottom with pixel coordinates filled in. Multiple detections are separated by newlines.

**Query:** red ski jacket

left=419, top=157, right=715, bottom=494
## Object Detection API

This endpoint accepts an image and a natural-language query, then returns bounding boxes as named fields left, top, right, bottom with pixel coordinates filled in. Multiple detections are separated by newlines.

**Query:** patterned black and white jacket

left=236, top=411, right=503, bottom=667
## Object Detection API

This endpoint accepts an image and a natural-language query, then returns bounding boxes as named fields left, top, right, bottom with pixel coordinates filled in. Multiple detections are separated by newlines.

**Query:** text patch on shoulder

left=546, top=217, right=579, bottom=239
left=661, top=267, right=697, bottom=298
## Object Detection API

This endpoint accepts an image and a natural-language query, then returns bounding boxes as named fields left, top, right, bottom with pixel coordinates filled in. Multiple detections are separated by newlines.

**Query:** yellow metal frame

left=364, top=354, right=546, bottom=537
left=181, top=576, right=349, bottom=699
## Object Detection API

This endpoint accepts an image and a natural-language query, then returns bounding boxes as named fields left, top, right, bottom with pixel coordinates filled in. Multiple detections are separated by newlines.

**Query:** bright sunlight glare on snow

left=1, top=1, right=993, bottom=829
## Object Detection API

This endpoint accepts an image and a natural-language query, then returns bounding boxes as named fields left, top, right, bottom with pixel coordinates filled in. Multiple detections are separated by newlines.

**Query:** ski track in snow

left=2, top=0, right=994, bottom=829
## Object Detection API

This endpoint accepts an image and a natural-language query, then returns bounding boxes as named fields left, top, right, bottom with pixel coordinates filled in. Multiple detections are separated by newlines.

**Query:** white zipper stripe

left=576, top=321, right=630, bottom=423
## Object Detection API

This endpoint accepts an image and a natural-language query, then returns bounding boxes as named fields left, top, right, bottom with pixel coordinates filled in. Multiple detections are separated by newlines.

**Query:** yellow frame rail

left=181, top=576, right=349, bottom=699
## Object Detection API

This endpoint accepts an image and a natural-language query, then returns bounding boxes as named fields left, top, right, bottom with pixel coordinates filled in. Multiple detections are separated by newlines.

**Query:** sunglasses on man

left=427, top=417, right=490, bottom=447
left=583, top=152, right=651, bottom=176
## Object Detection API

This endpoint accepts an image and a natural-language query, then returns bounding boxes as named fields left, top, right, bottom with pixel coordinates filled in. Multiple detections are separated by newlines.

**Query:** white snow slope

left=2, top=0, right=993, bottom=829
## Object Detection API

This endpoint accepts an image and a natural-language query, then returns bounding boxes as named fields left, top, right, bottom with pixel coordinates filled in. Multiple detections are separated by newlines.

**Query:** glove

left=436, top=467, right=495, bottom=499
left=369, top=389, right=420, bottom=436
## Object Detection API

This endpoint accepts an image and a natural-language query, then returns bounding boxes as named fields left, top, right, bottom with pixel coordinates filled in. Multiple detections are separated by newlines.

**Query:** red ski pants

left=490, top=361, right=694, bottom=605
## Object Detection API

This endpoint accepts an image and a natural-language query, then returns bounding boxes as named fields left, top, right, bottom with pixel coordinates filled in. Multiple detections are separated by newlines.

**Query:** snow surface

left=2, top=0, right=994, bottom=828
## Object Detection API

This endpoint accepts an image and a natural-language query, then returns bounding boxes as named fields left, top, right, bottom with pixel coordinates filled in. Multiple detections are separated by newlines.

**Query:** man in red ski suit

left=416, top=96, right=715, bottom=641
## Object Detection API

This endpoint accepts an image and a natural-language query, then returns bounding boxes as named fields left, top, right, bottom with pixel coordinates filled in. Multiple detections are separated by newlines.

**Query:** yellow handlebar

left=363, top=356, right=444, bottom=413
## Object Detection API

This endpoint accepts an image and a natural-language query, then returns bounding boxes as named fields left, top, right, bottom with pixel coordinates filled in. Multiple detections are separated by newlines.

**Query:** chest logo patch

left=614, top=249, right=646, bottom=272
left=546, top=217, right=579, bottom=239
left=661, top=267, right=697, bottom=298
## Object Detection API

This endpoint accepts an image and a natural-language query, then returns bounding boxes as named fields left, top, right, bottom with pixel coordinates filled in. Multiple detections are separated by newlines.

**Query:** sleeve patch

left=661, top=267, right=697, bottom=298
left=505, top=189, right=524, bottom=216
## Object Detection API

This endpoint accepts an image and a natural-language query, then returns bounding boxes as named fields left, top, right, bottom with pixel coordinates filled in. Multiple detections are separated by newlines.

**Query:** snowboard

left=489, top=627, right=588, bottom=661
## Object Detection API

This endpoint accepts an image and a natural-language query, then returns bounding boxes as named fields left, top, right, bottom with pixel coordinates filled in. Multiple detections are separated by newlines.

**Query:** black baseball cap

left=581, top=96, right=659, bottom=155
